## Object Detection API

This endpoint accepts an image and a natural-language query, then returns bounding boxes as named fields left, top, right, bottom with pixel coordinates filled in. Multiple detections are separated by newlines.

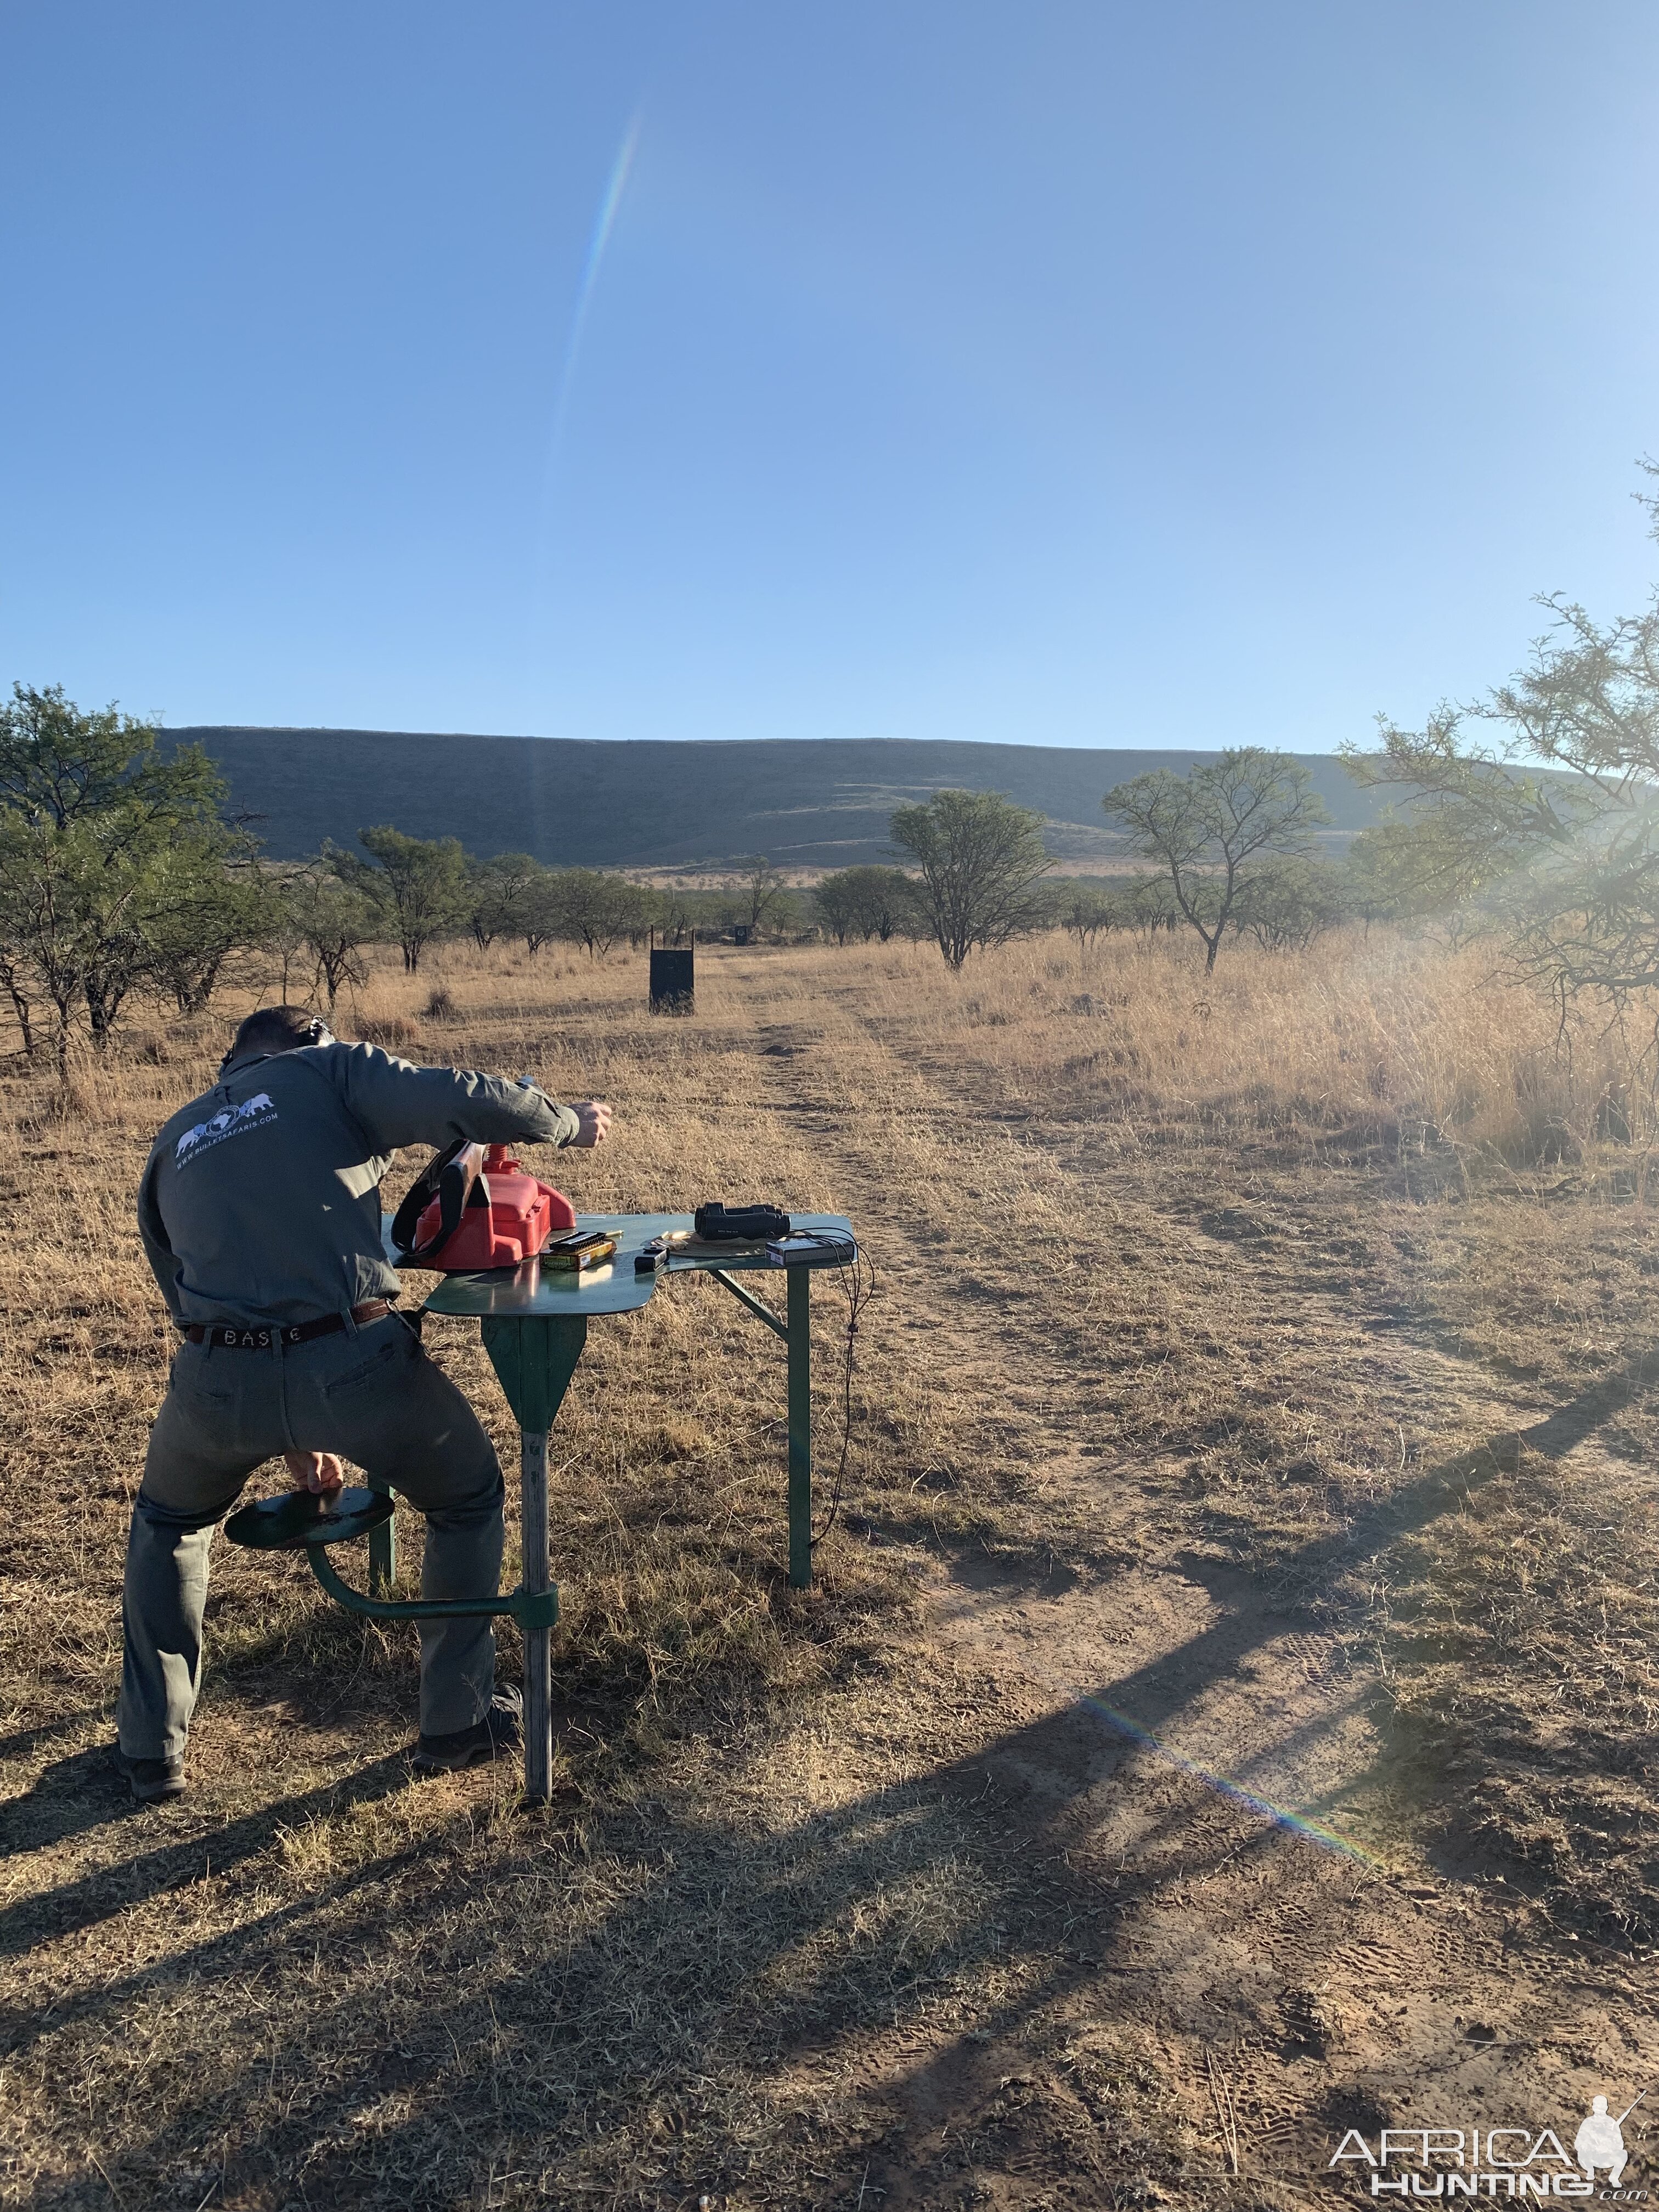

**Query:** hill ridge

left=168, top=727, right=1386, bottom=868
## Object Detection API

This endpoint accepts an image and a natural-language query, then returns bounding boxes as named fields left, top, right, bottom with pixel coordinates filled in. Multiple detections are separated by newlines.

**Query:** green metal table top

left=386, top=1211, right=854, bottom=1319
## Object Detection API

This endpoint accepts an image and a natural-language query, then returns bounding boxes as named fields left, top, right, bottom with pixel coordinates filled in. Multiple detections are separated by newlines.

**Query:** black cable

left=811, top=1240, right=877, bottom=1547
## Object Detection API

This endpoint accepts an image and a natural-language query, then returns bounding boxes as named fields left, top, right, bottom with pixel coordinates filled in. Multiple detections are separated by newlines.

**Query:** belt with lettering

left=184, top=1299, right=394, bottom=1350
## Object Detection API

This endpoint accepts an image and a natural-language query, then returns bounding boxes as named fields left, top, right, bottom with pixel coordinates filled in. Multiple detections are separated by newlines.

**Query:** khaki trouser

left=119, top=1313, right=505, bottom=1759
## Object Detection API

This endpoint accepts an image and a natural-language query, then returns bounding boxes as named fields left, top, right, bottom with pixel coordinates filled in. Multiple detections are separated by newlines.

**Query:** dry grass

left=4, top=926, right=1659, bottom=2208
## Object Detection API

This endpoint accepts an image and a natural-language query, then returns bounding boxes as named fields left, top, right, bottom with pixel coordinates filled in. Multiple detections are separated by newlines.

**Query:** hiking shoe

left=411, top=1688, right=523, bottom=1775
left=114, top=1747, right=187, bottom=1804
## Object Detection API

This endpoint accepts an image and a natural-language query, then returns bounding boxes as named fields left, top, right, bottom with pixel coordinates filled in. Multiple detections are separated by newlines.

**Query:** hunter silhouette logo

left=1576, top=2094, right=1644, bottom=2189
left=1330, top=2089, right=1649, bottom=2196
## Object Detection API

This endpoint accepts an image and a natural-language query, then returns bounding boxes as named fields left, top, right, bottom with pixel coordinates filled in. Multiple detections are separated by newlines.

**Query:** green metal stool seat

left=224, top=1484, right=558, bottom=1631
left=225, top=1485, right=395, bottom=1550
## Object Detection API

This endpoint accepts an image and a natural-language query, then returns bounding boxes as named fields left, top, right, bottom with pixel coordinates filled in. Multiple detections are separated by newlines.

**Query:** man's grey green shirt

left=138, top=1042, right=581, bottom=1328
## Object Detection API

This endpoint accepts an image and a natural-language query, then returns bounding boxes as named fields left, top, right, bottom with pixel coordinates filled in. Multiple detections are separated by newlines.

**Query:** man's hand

left=569, top=1100, right=612, bottom=1148
left=284, top=1449, right=346, bottom=1495
left=516, top=1077, right=611, bottom=1149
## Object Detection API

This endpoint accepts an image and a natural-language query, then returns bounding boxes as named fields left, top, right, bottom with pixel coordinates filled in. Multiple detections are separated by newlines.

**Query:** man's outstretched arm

left=323, top=1042, right=608, bottom=1153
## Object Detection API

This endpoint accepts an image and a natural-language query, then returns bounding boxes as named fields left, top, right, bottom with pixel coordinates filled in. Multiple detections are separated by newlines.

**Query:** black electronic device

left=693, top=1201, right=792, bottom=1243
left=766, top=1232, right=856, bottom=1266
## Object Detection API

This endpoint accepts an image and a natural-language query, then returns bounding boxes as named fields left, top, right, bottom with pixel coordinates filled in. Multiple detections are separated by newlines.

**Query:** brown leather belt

left=184, top=1299, right=394, bottom=1351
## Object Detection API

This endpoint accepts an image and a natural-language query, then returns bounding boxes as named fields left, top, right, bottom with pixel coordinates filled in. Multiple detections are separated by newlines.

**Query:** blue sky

left=2, top=2, right=1656, bottom=752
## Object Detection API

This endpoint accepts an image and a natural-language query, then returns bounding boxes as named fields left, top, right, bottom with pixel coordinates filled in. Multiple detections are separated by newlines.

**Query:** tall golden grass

left=9, top=919, right=1643, bottom=1164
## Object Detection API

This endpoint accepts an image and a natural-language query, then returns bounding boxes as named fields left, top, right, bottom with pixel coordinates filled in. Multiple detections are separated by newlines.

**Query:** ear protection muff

left=218, top=1015, right=337, bottom=1071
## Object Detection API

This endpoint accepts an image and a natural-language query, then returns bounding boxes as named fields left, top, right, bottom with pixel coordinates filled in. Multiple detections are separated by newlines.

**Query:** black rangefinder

left=694, top=1201, right=792, bottom=1242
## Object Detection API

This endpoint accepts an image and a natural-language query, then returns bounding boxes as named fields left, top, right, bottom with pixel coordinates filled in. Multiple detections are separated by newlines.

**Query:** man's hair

left=227, top=1006, right=334, bottom=1060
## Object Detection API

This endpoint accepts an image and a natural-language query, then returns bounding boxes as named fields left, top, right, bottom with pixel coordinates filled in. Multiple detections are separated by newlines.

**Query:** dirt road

left=737, top=980, right=1659, bottom=2206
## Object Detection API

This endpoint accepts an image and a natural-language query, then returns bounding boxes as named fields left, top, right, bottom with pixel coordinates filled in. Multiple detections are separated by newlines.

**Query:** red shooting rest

left=415, top=1144, right=575, bottom=1271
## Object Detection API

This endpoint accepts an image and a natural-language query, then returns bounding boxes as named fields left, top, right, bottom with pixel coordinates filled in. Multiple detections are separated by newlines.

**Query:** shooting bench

left=227, top=1210, right=854, bottom=1802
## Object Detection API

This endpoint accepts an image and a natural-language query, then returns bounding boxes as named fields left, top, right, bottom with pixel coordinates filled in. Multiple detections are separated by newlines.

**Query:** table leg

left=788, top=1264, right=811, bottom=1588
left=479, top=1313, right=588, bottom=1805
left=520, top=1425, right=553, bottom=1799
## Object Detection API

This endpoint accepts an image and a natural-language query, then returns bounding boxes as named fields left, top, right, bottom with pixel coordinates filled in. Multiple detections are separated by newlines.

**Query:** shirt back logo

left=175, top=1092, right=277, bottom=1169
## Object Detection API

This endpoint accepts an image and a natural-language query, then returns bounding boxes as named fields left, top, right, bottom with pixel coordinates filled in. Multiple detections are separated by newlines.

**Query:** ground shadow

left=14, top=1358, right=1650, bottom=2206
left=16, top=1694, right=1245, bottom=2209
left=0, top=1744, right=151, bottom=1859
left=0, top=1711, right=92, bottom=1765
left=0, top=1753, right=413, bottom=1968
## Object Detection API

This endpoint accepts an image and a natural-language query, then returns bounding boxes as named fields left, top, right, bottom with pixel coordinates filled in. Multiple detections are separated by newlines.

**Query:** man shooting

left=116, top=1005, right=611, bottom=1804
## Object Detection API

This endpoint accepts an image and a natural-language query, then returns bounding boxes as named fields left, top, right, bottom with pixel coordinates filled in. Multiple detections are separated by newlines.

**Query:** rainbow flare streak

left=1076, top=1690, right=1391, bottom=1870
left=544, top=110, right=644, bottom=485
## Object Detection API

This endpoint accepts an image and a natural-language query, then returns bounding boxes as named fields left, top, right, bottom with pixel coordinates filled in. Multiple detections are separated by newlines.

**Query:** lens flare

left=544, top=109, right=644, bottom=495
left=528, top=108, right=645, bottom=646
left=1076, top=1691, right=1392, bottom=1870
left=932, top=1584, right=1391, bottom=1871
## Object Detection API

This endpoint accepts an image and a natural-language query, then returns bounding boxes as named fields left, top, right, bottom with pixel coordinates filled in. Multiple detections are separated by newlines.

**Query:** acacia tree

left=1103, top=748, right=1327, bottom=972
left=0, top=821, right=40, bottom=1051
left=814, top=872, right=860, bottom=944
left=467, top=852, right=542, bottom=949
left=889, top=790, right=1050, bottom=969
left=1125, top=872, right=1179, bottom=943
left=813, top=868, right=894, bottom=945
left=329, top=826, right=467, bottom=973
left=516, top=865, right=566, bottom=955
left=0, top=684, right=253, bottom=1059
left=281, top=868, right=376, bottom=1008
left=655, top=886, right=719, bottom=947
left=555, top=869, right=653, bottom=957
left=145, top=860, right=276, bottom=1015
left=1058, top=884, right=1116, bottom=950
left=1344, top=472, right=1659, bottom=1006
left=731, top=856, right=792, bottom=939
left=832, top=864, right=916, bottom=942
left=1232, top=856, right=1348, bottom=951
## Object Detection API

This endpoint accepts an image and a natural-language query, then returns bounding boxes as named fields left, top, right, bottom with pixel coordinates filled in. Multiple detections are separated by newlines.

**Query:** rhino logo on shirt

left=175, top=1092, right=277, bottom=1169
